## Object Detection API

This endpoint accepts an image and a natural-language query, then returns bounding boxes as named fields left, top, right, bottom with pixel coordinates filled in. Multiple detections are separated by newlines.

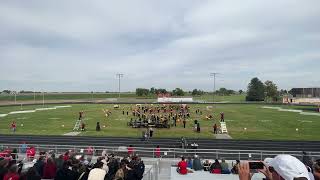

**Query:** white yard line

left=63, top=132, right=81, bottom=136
left=1, top=105, right=72, bottom=117
left=262, top=106, right=320, bottom=116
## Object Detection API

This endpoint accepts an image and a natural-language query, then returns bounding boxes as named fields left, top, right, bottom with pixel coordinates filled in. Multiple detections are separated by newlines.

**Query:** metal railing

left=1, top=143, right=320, bottom=161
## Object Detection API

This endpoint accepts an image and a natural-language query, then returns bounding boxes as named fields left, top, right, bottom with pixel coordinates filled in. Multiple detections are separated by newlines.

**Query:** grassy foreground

left=0, top=104, right=319, bottom=140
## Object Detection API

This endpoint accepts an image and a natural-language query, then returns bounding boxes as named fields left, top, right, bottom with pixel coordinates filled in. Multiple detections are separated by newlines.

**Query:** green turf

left=0, top=93, right=245, bottom=103
left=0, top=104, right=319, bottom=140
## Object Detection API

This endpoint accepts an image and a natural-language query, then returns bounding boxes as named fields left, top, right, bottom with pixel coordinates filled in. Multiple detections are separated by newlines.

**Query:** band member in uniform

left=220, top=112, right=224, bottom=122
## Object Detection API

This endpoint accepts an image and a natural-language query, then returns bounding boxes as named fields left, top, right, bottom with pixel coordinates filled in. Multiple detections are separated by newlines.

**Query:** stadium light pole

left=42, top=91, right=45, bottom=107
left=116, top=73, right=124, bottom=98
left=33, top=90, right=36, bottom=104
left=210, top=73, right=219, bottom=103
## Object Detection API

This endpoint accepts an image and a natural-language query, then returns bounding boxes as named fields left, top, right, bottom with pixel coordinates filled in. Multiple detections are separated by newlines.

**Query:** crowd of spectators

left=177, top=152, right=320, bottom=180
left=0, top=145, right=145, bottom=180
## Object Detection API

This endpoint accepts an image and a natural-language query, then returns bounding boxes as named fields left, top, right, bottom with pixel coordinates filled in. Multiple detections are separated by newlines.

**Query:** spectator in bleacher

left=128, top=145, right=134, bottom=156
left=314, top=160, right=320, bottom=180
left=88, top=161, right=106, bottom=180
left=134, top=157, right=145, bottom=180
left=10, top=149, right=18, bottom=164
left=63, top=151, right=70, bottom=161
left=106, top=155, right=119, bottom=180
left=55, top=161, right=78, bottom=180
left=55, top=154, right=64, bottom=170
left=114, top=162, right=126, bottom=180
left=192, top=155, right=203, bottom=171
left=210, top=159, right=222, bottom=174
left=239, top=155, right=311, bottom=180
left=33, top=156, right=45, bottom=177
left=187, top=156, right=193, bottom=169
left=20, top=142, right=27, bottom=153
left=177, top=157, right=188, bottom=175
left=231, top=160, right=240, bottom=174
left=0, top=159, right=9, bottom=180
left=155, top=145, right=161, bottom=158
left=221, top=159, right=231, bottom=174
left=3, top=164, right=19, bottom=180
left=126, top=162, right=139, bottom=180
left=24, top=167, right=41, bottom=180
left=43, top=157, right=57, bottom=179
left=26, top=146, right=36, bottom=161
left=203, top=160, right=211, bottom=171
left=303, top=151, right=314, bottom=170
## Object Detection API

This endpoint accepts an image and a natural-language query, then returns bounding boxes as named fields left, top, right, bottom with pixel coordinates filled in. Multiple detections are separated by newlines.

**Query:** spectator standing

left=55, top=161, right=78, bottom=180
left=20, top=142, right=27, bottom=153
left=88, top=162, right=106, bottom=180
left=33, top=156, right=45, bottom=177
left=128, top=145, right=134, bottom=156
left=24, top=167, right=41, bottom=180
left=114, top=162, right=126, bottom=180
left=3, top=165, right=19, bottom=180
left=155, top=145, right=161, bottom=158
left=0, top=159, right=9, bottom=180
left=43, top=157, right=57, bottom=179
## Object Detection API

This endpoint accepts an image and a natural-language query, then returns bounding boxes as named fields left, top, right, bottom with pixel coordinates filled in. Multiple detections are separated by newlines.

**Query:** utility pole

left=42, top=91, right=45, bottom=107
left=116, top=73, right=124, bottom=98
left=210, top=73, right=219, bottom=103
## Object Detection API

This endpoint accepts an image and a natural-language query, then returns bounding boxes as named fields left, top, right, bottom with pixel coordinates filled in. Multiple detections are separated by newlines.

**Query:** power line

left=116, top=73, right=124, bottom=98
left=210, top=73, right=220, bottom=103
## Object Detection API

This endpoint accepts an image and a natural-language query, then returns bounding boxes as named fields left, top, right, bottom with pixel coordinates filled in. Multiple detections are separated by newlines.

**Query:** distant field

left=193, top=94, right=246, bottom=102
left=0, top=103, right=319, bottom=140
left=0, top=93, right=143, bottom=101
left=0, top=93, right=245, bottom=103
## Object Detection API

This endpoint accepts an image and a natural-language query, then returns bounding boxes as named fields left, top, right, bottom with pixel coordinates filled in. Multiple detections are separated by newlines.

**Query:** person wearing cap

left=238, top=155, right=312, bottom=180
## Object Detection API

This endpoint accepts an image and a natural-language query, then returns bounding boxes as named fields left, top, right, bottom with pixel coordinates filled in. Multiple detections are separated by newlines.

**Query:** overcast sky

left=0, top=0, right=319, bottom=92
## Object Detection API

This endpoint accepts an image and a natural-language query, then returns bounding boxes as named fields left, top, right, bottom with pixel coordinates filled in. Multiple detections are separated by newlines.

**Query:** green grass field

left=0, top=103, right=319, bottom=140
left=0, top=93, right=245, bottom=103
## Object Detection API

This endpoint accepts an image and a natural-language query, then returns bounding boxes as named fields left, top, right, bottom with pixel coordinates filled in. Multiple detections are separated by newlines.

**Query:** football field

left=0, top=103, right=319, bottom=140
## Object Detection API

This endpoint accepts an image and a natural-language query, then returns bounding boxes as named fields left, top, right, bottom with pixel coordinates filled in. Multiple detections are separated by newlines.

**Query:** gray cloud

left=0, top=0, right=319, bottom=92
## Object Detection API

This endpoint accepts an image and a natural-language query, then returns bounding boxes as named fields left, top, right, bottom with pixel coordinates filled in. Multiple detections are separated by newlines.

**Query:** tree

left=246, top=77, right=265, bottom=101
left=172, top=88, right=184, bottom=96
left=136, top=88, right=150, bottom=96
left=192, top=89, right=204, bottom=96
left=239, top=90, right=243, bottom=94
left=155, top=88, right=167, bottom=94
left=150, top=87, right=156, bottom=94
left=265, top=80, right=279, bottom=102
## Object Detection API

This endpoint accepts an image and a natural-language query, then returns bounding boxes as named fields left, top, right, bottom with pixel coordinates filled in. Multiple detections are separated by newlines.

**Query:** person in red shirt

left=155, top=145, right=161, bottom=158
left=4, top=165, right=20, bottom=180
left=11, top=121, right=16, bottom=132
left=63, top=151, right=70, bottom=161
left=26, top=146, right=36, bottom=160
left=128, top=145, right=134, bottom=156
left=177, top=157, right=188, bottom=175
left=43, top=158, right=57, bottom=179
